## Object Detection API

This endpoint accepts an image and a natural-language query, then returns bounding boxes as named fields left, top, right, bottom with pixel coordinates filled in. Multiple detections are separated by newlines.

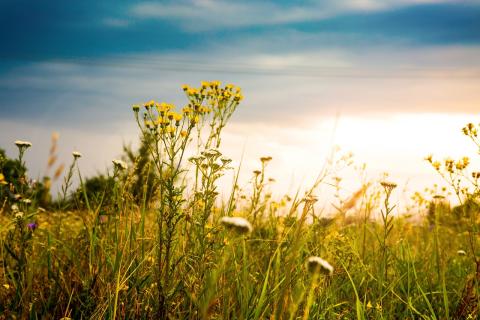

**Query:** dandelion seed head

left=220, top=216, right=252, bottom=234
left=306, top=256, right=334, bottom=275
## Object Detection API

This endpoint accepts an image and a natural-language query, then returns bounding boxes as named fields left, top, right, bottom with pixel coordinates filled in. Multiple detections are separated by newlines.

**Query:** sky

left=0, top=0, right=479, bottom=209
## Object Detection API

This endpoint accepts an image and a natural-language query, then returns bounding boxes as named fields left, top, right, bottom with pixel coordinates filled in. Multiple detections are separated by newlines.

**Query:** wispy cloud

left=129, top=0, right=468, bottom=32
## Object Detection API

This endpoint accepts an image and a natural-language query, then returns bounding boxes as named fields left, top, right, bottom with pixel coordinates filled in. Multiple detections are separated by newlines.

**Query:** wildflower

left=187, top=88, right=199, bottom=96
left=14, top=140, right=32, bottom=148
left=14, top=212, right=24, bottom=219
left=202, top=149, right=221, bottom=159
left=145, top=100, right=155, bottom=109
left=180, top=130, right=188, bottom=138
left=99, top=215, right=108, bottom=223
left=132, top=104, right=140, bottom=112
left=173, top=113, right=183, bottom=124
left=253, top=170, right=261, bottom=176
left=220, top=157, right=232, bottom=165
left=112, top=159, right=128, bottom=170
left=0, top=173, right=6, bottom=185
left=27, top=222, right=38, bottom=231
left=473, top=172, right=480, bottom=179
left=306, top=256, right=334, bottom=275
left=21, top=199, right=32, bottom=205
left=234, top=93, right=243, bottom=101
left=366, top=301, right=373, bottom=309
left=182, top=106, right=192, bottom=115
left=260, top=156, right=272, bottom=163
left=191, top=115, right=199, bottom=125
left=3, top=284, right=10, bottom=290
left=72, top=151, right=82, bottom=159
left=11, top=204, right=19, bottom=212
left=380, top=181, right=397, bottom=190
left=220, top=216, right=252, bottom=234
left=457, top=250, right=467, bottom=256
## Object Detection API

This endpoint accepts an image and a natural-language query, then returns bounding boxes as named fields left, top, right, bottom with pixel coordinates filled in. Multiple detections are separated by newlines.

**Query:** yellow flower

left=366, top=301, right=373, bottom=309
left=0, top=173, right=6, bottom=185
left=144, top=120, right=154, bottom=128
left=180, top=130, right=188, bottom=138
left=187, top=88, right=199, bottom=96
left=145, top=100, right=155, bottom=108
left=182, top=106, right=192, bottom=115
left=156, top=102, right=172, bottom=113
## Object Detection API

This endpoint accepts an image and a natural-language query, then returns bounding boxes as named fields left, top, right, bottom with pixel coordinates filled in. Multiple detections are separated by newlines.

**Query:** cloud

left=0, top=42, right=479, bottom=134
left=130, top=0, right=473, bottom=32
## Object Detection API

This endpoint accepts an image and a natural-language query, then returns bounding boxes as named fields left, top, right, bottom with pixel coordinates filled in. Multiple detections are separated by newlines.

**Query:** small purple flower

left=27, top=222, right=38, bottom=231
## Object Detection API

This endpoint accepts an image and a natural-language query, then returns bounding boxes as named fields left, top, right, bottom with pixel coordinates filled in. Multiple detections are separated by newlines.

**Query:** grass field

left=1, top=82, right=480, bottom=319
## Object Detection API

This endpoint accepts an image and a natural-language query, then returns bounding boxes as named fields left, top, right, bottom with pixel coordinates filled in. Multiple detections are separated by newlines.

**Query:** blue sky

left=1, top=0, right=480, bottom=202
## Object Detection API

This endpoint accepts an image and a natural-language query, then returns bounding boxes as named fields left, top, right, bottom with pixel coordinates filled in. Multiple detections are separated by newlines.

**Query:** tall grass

left=0, top=82, right=479, bottom=319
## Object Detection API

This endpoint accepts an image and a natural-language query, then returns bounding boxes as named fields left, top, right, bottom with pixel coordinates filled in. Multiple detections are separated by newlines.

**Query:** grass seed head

left=112, top=159, right=128, bottom=170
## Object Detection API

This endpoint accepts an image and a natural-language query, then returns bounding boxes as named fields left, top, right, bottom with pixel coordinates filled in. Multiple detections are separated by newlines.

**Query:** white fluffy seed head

left=220, top=216, right=252, bottom=234
left=306, top=256, right=334, bottom=276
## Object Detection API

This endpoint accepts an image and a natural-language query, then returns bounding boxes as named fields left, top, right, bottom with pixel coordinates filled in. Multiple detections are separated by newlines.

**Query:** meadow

left=1, top=81, right=480, bottom=319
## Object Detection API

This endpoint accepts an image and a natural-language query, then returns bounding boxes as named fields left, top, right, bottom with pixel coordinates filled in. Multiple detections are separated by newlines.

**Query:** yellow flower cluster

left=182, top=81, right=243, bottom=104
left=462, top=123, right=478, bottom=137
left=426, top=154, right=470, bottom=174
left=138, top=100, right=199, bottom=139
